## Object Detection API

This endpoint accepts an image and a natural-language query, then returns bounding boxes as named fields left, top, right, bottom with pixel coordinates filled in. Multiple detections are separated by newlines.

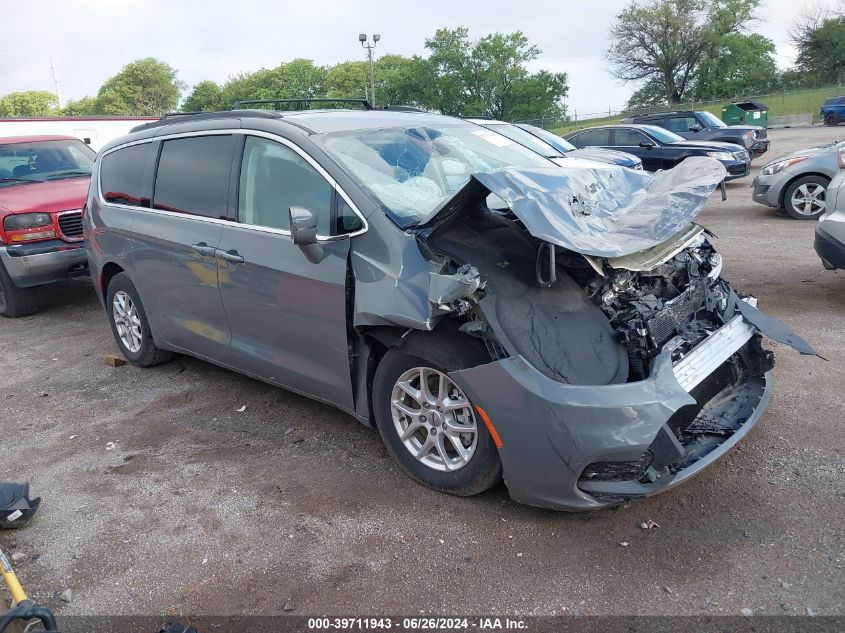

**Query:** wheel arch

left=99, top=260, right=125, bottom=297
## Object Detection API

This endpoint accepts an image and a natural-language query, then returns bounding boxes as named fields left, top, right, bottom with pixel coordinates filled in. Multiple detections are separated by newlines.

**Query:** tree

left=96, top=58, right=184, bottom=115
left=325, top=61, right=370, bottom=99
left=607, top=0, right=761, bottom=105
left=61, top=96, right=98, bottom=116
left=421, top=27, right=567, bottom=119
left=791, top=5, right=845, bottom=86
left=695, top=33, right=779, bottom=99
left=0, top=91, right=58, bottom=117
left=183, top=80, right=225, bottom=111
left=219, top=59, right=327, bottom=109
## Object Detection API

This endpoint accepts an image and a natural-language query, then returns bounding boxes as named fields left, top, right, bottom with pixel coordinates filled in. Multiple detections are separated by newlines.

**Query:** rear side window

left=613, top=128, right=649, bottom=146
left=571, top=128, right=610, bottom=147
left=667, top=116, right=698, bottom=133
left=100, top=143, right=153, bottom=207
left=153, top=135, right=236, bottom=218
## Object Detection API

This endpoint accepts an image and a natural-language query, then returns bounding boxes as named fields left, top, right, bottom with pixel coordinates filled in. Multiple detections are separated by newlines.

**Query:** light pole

left=359, top=33, right=380, bottom=106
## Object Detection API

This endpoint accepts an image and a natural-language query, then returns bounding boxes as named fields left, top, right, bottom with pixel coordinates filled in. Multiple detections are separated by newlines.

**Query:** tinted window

left=613, top=128, right=649, bottom=146
left=570, top=128, right=611, bottom=147
left=239, top=136, right=333, bottom=235
left=100, top=143, right=153, bottom=207
left=667, top=116, right=699, bottom=133
left=153, top=135, right=236, bottom=218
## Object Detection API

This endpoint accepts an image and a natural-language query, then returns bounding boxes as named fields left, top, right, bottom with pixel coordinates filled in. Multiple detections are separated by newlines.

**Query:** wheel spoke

left=393, top=401, right=421, bottom=419
left=415, top=434, right=436, bottom=460
left=400, top=421, right=425, bottom=441
left=419, top=368, right=436, bottom=404
left=396, top=379, right=421, bottom=403
left=434, top=434, right=452, bottom=470
left=443, top=433, right=472, bottom=465
left=797, top=184, right=809, bottom=197
left=444, top=418, right=477, bottom=437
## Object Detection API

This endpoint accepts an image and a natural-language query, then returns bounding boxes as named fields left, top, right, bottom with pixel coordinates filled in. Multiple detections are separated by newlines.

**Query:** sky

left=0, top=0, right=828, bottom=115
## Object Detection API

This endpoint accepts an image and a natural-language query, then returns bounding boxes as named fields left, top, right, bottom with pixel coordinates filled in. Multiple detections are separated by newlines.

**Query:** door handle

left=215, top=248, right=244, bottom=264
left=191, top=242, right=217, bottom=257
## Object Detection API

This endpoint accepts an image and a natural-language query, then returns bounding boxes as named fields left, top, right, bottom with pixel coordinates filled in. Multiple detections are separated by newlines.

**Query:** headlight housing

left=3, top=213, right=52, bottom=230
left=761, top=156, right=808, bottom=176
left=707, top=151, right=734, bottom=161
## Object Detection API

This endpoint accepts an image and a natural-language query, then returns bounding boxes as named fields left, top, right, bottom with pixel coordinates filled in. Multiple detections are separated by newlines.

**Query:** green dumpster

left=721, top=100, right=769, bottom=127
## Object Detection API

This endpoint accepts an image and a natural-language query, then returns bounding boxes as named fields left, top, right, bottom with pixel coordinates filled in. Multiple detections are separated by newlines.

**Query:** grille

left=58, top=211, right=83, bottom=238
left=647, top=283, right=707, bottom=345
left=754, top=129, right=767, bottom=140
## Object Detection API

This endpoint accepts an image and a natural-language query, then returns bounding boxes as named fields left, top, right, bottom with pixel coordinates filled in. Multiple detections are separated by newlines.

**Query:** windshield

left=515, top=124, right=577, bottom=153
left=0, top=139, right=95, bottom=188
left=480, top=123, right=564, bottom=158
left=316, top=123, right=552, bottom=226
left=698, top=111, right=726, bottom=128
left=641, top=125, right=686, bottom=144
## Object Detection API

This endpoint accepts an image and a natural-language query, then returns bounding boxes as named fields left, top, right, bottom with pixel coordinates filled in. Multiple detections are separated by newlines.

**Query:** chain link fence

left=514, top=85, right=844, bottom=132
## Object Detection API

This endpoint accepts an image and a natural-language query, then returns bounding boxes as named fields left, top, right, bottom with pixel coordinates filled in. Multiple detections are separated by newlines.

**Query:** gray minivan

left=84, top=106, right=813, bottom=511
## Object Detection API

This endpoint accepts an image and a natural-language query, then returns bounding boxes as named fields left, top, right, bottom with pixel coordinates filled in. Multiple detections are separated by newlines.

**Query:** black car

left=563, top=124, right=751, bottom=180
left=621, top=110, right=770, bottom=158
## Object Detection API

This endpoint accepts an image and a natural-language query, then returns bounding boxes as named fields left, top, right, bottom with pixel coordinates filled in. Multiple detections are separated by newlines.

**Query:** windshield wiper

left=46, top=170, right=91, bottom=180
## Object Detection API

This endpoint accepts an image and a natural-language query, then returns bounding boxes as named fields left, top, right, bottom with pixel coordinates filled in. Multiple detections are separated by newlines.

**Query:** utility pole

left=359, top=33, right=380, bottom=107
left=49, top=52, right=62, bottom=108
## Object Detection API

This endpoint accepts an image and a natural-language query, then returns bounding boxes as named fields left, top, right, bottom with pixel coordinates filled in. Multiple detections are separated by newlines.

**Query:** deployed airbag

left=466, top=157, right=727, bottom=257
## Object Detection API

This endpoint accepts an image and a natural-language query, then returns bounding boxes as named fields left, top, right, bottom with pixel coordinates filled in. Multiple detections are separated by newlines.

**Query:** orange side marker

left=475, top=406, right=503, bottom=448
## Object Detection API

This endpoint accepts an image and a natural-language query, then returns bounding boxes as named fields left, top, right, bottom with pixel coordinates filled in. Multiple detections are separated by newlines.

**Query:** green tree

left=421, top=27, right=567, bottom=119
left=325, top=60, right=370, bottom=99
left=95, top=58, right=184, bottom=115
left=607, top=0, right=761, bottom=105
left=61, top=96, right=98, bottom=116
left=791, top=8, right=845, bottom=86
left=0, top=90, right=59, bottom=117
left=695, top=33, right=779, bottom=99
left=183, top=80, right=225, bottom=111
left=220, top=59, right=327, bottom=108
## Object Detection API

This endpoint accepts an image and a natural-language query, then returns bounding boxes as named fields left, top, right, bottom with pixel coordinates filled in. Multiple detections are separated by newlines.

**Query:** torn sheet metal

left=736, top=298, right=818, bottom=356
left=428, top=264, right=483, bottom=307
left=425, top=157, right=727, bottom=258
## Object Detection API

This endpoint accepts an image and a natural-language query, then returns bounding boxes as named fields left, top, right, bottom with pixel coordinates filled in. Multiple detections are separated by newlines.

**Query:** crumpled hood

left=423, top=156, right=727, bottom=258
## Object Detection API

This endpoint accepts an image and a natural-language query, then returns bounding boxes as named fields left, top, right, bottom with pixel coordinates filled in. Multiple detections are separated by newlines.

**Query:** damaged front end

left=403, top=158, right=815, bottom=510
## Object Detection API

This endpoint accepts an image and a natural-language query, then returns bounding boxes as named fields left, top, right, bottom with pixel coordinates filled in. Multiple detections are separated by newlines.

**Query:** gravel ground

left=1, top=125, right=843, bottom=620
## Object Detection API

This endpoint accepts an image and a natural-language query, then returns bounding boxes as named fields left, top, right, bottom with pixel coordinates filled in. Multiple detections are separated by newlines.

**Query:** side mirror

left=690, top=125, right=702, bottom=132
left=289, top=206, right=325, bottom=263
left=639, top=140, right=656, bottom=149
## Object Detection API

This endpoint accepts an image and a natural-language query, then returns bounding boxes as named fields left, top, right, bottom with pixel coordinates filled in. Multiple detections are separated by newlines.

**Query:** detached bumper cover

left=450, top=303, right=810, bottom=511
left=749, top=140, right=770, bottom=158
left=0, top=240, right=88, bottom=288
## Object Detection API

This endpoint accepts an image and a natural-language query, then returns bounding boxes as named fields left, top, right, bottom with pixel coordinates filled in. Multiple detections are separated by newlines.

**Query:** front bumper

left=451, top=314, right=773, bottom=511
left=723, top=159, right=751, bottom=180
left=749, top=140, right=770, bottom=158
left=815, top=226, right=845, bottom=270
left=0, top=240, right=89, bottom=288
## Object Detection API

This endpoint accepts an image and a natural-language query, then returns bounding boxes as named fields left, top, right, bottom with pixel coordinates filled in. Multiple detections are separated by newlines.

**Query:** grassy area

left=549, top=86, right=844, bottom=135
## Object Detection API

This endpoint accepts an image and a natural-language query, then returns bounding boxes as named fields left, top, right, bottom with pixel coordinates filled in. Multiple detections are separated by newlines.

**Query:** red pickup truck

left=0, top=135, right=95, bottom=317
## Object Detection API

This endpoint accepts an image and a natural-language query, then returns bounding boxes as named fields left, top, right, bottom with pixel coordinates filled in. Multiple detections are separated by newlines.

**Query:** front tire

left=824, top=113, right=838, bottom=126
left=0, top=260, right=38, bottom=318
left=106, top=272, right=172, bottom=367
left=373, top=340, right=501, bottom=497
left=784, top=175, right=829, bottom=220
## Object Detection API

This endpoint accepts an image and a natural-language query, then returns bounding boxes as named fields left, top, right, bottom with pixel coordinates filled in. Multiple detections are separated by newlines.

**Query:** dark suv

left=622, top=110, right=770, bottom=159
left=83, top=105, right=811, bottom=511
left=820, top=96, right=845, bottom=126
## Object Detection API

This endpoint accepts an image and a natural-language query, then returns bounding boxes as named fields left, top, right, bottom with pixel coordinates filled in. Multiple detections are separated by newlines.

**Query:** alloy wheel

left=112, top=290, right=142, bottom=353
left=390, top=367, right=478, bottom=472
left=790, top=183, right=826, bottom=216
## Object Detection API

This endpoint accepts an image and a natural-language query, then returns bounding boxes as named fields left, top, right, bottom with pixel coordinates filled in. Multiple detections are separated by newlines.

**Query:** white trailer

left=0, top=116, right=159, bottom=151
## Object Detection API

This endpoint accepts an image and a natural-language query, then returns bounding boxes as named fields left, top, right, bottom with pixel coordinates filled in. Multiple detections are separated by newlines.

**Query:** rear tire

left=783, top=175, right=830, bottom=220
left=0, top=260, right=38, bottom=318
left=106, top=272, right=172, bottom=367
left=373, top=335, right=501, bottom=497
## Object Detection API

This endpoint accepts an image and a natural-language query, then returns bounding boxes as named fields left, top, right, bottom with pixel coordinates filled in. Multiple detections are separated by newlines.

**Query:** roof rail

left=231, top=98, right=373, bottom=110
left=129, top=108, right=280, bottom=133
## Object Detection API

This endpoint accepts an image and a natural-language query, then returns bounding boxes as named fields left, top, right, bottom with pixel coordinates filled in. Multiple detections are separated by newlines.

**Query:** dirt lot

left=1, top=125, right=843, bottom=620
